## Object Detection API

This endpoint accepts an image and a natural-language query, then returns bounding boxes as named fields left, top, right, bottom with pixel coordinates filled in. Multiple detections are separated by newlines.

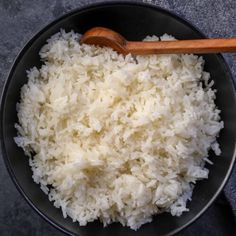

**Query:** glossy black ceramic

left=1, top=2, right=236, bottom=236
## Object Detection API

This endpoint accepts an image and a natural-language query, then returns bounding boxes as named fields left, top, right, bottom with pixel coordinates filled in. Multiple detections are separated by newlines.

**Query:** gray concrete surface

left=0, top=0, right=235, bottom=235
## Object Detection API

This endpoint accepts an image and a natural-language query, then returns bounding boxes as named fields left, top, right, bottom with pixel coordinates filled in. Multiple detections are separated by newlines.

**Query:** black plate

left=1, top=2, right=236, bottom=236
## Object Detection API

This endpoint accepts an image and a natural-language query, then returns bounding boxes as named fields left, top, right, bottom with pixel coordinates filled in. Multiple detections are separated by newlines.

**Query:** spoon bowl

left=80, top=27, right=128, bottom=54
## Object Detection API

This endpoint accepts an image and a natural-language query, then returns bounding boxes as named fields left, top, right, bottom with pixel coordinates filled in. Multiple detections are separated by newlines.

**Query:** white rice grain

left=14, top=30, right=223, bottom=230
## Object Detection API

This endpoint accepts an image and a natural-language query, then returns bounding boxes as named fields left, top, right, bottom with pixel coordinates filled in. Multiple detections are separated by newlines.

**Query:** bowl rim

left=1, top=1, right=236, bottom=236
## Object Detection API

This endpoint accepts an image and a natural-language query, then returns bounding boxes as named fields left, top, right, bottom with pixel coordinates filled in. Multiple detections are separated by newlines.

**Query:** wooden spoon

left=80, top=27, right=236, bottom=55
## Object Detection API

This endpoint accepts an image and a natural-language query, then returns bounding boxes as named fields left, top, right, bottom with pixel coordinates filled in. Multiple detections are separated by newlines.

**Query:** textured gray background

left=0, top=0, right=235, bottom=236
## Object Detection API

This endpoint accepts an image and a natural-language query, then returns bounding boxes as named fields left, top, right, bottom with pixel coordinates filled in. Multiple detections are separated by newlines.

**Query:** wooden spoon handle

left=126, top=38, right=236, bottom=55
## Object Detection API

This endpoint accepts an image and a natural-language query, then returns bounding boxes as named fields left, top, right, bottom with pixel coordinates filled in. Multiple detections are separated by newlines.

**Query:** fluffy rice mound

left=15, top=30, right=223, bottom=230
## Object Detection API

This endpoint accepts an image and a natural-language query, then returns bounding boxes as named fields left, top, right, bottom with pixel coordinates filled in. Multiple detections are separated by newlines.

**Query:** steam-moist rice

left=15, top=30, right=223, bottom=230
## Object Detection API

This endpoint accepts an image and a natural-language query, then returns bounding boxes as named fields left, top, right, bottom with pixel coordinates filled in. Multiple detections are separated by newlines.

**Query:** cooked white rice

left=14, top=30, right=223, bottom=230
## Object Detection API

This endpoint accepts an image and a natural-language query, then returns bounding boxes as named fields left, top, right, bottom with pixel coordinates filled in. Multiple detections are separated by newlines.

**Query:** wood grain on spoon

left=80, top=27, right=236, bottom=55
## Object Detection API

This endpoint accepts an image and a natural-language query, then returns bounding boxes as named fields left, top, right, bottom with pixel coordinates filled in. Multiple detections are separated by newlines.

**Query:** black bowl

left=1, top=2, right=236, bottom=236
